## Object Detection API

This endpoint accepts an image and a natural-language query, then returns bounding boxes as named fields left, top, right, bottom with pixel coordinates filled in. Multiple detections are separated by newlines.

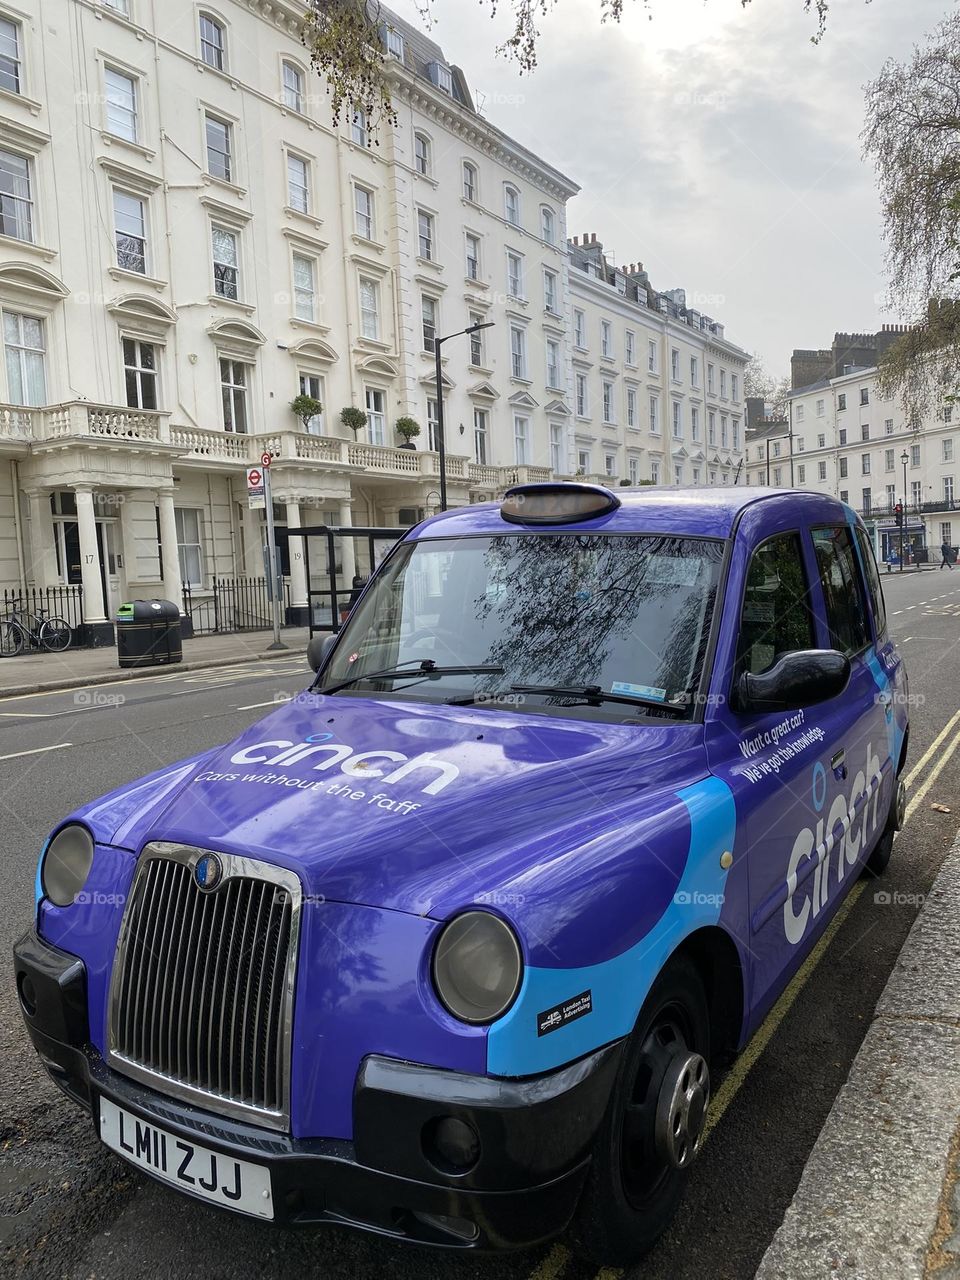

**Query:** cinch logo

left=783, top=741, right=884, bottom=947
left=229, top=733, right=460, bottom=796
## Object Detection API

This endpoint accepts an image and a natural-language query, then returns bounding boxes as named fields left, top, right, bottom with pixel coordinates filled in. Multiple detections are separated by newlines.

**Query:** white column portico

left=157, top=489, right=184, bottom=613
left=74, top=486, right=107, bottom=623
left=285, top=500, right=308, bottom=608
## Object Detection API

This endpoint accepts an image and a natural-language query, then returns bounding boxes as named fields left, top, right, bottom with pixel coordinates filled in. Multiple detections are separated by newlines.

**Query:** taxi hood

left=90, top=692, right=707, bottom=922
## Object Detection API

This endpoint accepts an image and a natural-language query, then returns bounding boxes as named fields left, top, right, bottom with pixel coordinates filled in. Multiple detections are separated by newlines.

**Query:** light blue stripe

left=486, top=777, right=737, bottom=1076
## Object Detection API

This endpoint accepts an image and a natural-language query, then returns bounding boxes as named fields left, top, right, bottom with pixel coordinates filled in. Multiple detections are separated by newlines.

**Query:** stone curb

left=754, top=833, right=960, bottom=1279
left=0, top=646, right=307, bottom=701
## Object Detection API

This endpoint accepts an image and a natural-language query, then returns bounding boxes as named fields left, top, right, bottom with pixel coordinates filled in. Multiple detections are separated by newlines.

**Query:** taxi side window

left=737, top=533, right=815, bottom=676
left=854, top=526, right=888, bottom=637
left=811, top=526, right=870, bottom=654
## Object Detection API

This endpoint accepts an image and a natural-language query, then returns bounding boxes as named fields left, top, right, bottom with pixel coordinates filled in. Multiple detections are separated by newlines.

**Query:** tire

left=570, top=955, right=711, bottom=1267
left=39, top=617, right=71, bottom=653
left=0, top=621, right=24, bottom=657
left=862, top=773, right=905, bottom=879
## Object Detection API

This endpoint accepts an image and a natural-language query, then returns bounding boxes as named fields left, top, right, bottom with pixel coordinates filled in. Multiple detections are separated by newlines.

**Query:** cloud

left=386, top=0, right=954, bottom=372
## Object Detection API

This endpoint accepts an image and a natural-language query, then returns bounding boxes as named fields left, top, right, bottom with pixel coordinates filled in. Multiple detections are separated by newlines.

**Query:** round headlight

left=433, top=911, right=522, bottom=1025
left=41, top=824, right=94, bottom=907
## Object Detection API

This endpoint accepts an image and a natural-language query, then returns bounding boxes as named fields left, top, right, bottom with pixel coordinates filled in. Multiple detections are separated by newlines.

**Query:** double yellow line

left=524, top=708, right=960, bottom=1280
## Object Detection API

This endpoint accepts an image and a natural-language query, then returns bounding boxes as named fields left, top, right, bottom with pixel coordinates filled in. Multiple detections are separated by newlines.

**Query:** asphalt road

left=3, top=567, right=960, bottom=1280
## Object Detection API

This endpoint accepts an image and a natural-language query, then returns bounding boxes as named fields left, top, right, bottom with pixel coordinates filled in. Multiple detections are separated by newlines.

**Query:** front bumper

left=13, top=927, right=623, bottom=1251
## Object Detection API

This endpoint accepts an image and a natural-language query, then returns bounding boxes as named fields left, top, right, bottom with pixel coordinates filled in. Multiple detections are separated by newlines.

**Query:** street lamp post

left=901, top=450, right=909, bottom=572
left=434, top=321, right=494, bottom=511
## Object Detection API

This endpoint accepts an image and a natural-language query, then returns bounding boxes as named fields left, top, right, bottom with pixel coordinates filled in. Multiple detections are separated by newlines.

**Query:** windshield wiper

left=505, top=683, right=687, bottom=715
left=318, top=659, right=503, bottom=696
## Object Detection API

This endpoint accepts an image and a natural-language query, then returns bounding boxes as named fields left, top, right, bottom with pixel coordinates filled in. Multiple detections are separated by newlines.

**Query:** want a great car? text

left=14, top=484, right=908, bottom=1266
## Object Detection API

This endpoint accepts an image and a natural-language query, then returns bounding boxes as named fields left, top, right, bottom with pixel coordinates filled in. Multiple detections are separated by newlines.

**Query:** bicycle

left=0, top=606, right=73, bottom=656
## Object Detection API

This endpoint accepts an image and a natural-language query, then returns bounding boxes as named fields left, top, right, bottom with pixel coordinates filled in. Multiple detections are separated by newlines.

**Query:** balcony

left=0, top=401, right=174, bottom=451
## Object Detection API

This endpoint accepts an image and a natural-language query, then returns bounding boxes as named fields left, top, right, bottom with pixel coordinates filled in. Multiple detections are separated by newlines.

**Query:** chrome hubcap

left=654, top=1050, right=710, bottom=1170
left=895, top=779, right=907, bottom=831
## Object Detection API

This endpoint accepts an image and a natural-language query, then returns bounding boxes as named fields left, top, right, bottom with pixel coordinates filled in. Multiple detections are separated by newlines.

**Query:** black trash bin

left=116, top=599, right=183, bottom=669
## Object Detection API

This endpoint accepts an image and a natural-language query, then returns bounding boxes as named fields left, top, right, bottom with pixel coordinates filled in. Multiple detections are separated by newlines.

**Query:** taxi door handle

left=831, top=749, right=847, bottom=781
left=878, top=691, right=892, bottom=707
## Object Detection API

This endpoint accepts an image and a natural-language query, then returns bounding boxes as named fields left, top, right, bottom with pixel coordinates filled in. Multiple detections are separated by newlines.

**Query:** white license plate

left=98, top=1097, right=274, bottom=1219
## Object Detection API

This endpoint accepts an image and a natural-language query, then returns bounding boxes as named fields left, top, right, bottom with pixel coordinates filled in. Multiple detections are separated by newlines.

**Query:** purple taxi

left=14, top=484, right=908, bottom=1264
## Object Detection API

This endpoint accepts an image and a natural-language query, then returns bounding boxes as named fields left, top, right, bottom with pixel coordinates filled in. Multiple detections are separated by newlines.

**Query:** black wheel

left=0, top=620, right=24, bottom=657
left=39, top=616, right=72, bottom=653
left=862, top=774, right=906, bottom=878
left=571, top=955, right=711, bottom=1267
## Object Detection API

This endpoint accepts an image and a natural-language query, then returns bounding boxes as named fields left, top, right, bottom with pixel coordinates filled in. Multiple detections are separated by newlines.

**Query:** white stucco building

left=744, top=367, right=960, bottom=562
left=0, top=0, right=747, bottom=639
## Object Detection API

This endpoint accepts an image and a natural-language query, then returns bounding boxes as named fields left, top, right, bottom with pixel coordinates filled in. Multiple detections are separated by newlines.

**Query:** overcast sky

left=387, top=0, right=951, bottom=377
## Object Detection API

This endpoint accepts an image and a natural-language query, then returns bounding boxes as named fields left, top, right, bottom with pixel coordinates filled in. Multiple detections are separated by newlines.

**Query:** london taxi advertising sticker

left=537, top=990, right=593, bottom=1036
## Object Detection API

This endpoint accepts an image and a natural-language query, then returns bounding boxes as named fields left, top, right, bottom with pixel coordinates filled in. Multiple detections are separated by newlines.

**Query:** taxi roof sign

left=500, top=483, right=621, bottom=526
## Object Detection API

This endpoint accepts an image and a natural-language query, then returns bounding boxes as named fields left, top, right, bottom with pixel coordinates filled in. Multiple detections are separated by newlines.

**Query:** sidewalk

left=0, top=627, right=312, bottom=698
left=755, top=836, right=960, bottom=1279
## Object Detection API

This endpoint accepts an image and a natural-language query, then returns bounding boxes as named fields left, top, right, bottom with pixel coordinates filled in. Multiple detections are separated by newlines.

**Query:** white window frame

left=540, top=205, right=555, bottom=243
left=292, top=252, right=317, bottom=322
left=282, top=60, right=304, bottom=113
left=211, top=223, right=240, bottom=300
left=417, top=208, right=435, bottom=261
left=513, top=413, right=529, bottom=464
left=287, top=151, right=309, bottom=213
left=359, top=274, right=380, bottom=340
left=506, top=250, right=524, bottom=300
left=543, top=267, right=558, bottom=314
left=354, top=184, right=375, bottom=240
left=113, top=188, right=147, bottom=274
left=204, top=112, right=232, bottom=183
left=504, top=184, right=520, bottom=227
left=199, top=12, right=226, bottom=71
left=298, top=371, right=325, bottom=433
left=351, top=106, right=367, bottom=147
left=175, top=507, right=205, bottom=588
left=465, top=231, right=481, bottom=281
left=510, top=326, right=527, bottom=380
left=220, top=357, right=248, bottom=433
left=122, top=336, right=158, bottom=410
left=414, top=132, right=431, bottom=177
left=0, top=148, right=33, bottom=243
left=365, top=385, right=386, bottom=445
left=105, top=66, right=138, bottom=142
left=0, top=15, right=22, bottom=95
left=421, top=294, right=437, bottom=352
left=546, top=338, right=561, bottom=390
left=462, top=160, right=477, bottom=202
left=3, top=310, right=45, bottom=406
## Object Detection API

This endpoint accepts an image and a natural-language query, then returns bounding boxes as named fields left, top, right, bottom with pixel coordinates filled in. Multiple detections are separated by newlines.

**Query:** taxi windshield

left=320, top=532, right=724, bottom=717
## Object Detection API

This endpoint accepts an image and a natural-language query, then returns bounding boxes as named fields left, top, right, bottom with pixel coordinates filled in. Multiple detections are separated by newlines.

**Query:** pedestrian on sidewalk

left=940, top=539, right=954, bottom=570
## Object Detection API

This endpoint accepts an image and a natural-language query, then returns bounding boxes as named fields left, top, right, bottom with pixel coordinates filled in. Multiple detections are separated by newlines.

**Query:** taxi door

left=704, top=509, right=888, bottom=1026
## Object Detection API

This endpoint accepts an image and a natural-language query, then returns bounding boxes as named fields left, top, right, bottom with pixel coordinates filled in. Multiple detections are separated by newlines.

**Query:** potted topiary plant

left=395, top=415, right=421, bottom=450
left=290, top=393, right=323, bottom=432
left=340, top=405, right=368, bottom=437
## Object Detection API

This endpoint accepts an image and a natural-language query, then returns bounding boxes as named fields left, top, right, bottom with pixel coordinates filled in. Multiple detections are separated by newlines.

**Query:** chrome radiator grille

left=108, top=843, right=301, bottom=1130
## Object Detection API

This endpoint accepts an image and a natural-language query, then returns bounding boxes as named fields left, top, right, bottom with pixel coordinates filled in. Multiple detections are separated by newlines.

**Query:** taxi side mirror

left=307, top=632, right=338, bottom=673
left=735, top=649, right=850, bottom=716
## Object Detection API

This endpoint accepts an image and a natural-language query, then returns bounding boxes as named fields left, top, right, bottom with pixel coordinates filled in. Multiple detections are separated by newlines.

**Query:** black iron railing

left=1, top=584, right=86, bottom=644
left=183, top=577, right=291, bottom=636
